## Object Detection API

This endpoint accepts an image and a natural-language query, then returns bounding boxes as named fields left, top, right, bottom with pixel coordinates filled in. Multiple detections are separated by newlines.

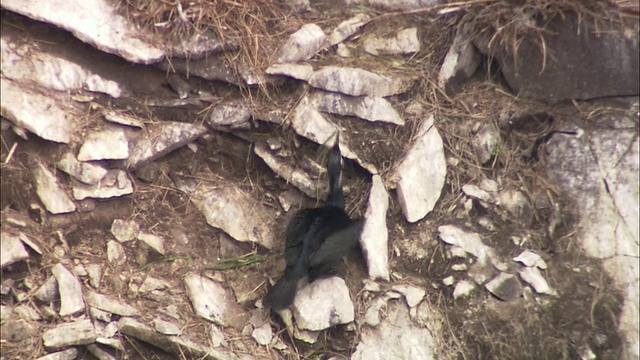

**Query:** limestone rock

left=184, top=273, right=235, bottom=326
left=473, top=122, right=500, bottom=165
left=274, top=24, right=326, bottom=63
left=0, top=232, right=29, bottom=268
left=34, top=276, right=59, bottom=303
left=453, top=280, right=475, bottom=299
left=363, top=28, right=420, bottom=56
left=438, top=225, right=495, bottom=263
left=266, top=63, right=314, bottom=81
left=292, top=277, right=354, bottom=331
left=438, top=25, right=481, bottom=95
left=359, top=175, right=390, bottom=280
left=42, top=318, right=96, bottom=349
left=126, top=122, right=206, bottom=169
left=51, top=263, right=84, bottom=316
left=485, top=273, right=523, bottom=301
left=513, top=250, right=548, bottom=270
left=519, top=267, right=557, bottom=296
left=57, top=152, right=108, bottom=185
left=77, top=128, right=129, bottom=161
left=309, top=66, right=410, bottom=97
left=35, top=348, right=78, bottom=360
left=315, top=92, right=405, bottom=125
left=86, top=344, right=116, bottom=360
left=391, top=115, right=446, bottom=222
left=207, top=102, right=251, bottom=131
left=72, top=170, right=133, bottom=200
left=106, top=240, right=126, bottom=265
left=86, top=291, right=140, bottom=316
left=251, top=323, right=273, bottom=346
left=103, top=112, right=144, bottom=128
left=110, top=219, right=140, bottom=243
left=30, top=158, right=76, bottom=214
left=497, top=190, right=533, bottom=225
left=152, top=318, right=181, bottom=336
left=137, top=233, right=166, bottom=255
left=329, top=14, right=370, bottom=46
left=391, top=284, right=425, bottom=308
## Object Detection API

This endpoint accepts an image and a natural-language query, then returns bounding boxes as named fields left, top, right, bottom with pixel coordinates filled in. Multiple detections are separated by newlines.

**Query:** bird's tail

left=265, top=269, right=305, bottom=311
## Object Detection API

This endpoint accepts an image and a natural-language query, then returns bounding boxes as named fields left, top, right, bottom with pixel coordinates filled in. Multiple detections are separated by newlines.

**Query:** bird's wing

left=283, top=209, right=320, bottom=267
left=308, top=219, right=363, bottom=268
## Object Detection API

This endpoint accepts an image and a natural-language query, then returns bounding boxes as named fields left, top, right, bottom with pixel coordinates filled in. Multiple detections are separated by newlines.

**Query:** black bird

left=265, top=138, right=363, bottom=311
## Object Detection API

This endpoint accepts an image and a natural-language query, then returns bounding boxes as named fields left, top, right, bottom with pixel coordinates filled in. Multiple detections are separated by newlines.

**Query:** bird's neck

left=327, top=171, right=345, bottom=208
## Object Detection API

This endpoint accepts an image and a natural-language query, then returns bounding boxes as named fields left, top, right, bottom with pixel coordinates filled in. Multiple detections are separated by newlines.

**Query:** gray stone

left=336, top=43, right=352, bottom=57
left=90, top=307, right=111, bottom=322
left=274, top=24, right=326, bottom=64
left=160, top=57, right=241, bottom=86
left=34, top=276, right=59, bottom=303
left=42, top=318, right=96, bottom=349
left=72, top=170, right=133, bottom=200
left=359, top=0, right=441, bottom=11
left=363, top=28, right=420, bottom=56
left=207, top=102, right=251, bottom=131
left=30, top=158, right=76, bottom=214
left=438, top=225, right=495, bottom=264
left=497, top=190, right=533, bottom=225
left=391, top=284, right=425, bottom=308
left=86, top=291, right=140, bottom=316
left=18, top=231, right=42, bottom=254
left=359, top=175, right=390, bottom=281
left=485, top=273, right=523, bottom=301
left=51, top=263, right=84, bottom=316
left=106, top=240, right=126, bottom=265
left=473, top=13, right=639, bottom=103
left=1, top=79, right=73, bottom=143
left=352, top=300, right=436, bottom=360
left=209, top=324, right=227, bottom=348
left=103, top=111, right=144, bottom=128
left=390, top=115, right=446, bottom=222
left=14, top=304, right=42, bottom=321
left=462, top=178, right=499, bottom=203
left=309, top=66, right=410, bottom=97
left=513, top=250, right=547, bottom=270
left=184, top=273, right=235, bottom=326
left=453, top=280, right=475, bottom=299
left=0, top=232, right=29, bottom=268
left=266, top=63, right=314, bottom=81
left=85, top=264, right=102, bottom=288
left=438, top=25, right=481, bottom=95
left=166, top=73, right=191, bottom=99
left=35, top=348, right=79, bottom=360
left=2, top=0, right=164, bottom=64
left=137, top=232, right=166, bottom=255
left=138, top=276, right=170, bottom=293
left=86, top=344, right=116, bottom=360
left=77, top=128, right=129, bottom=161
left=126, top=122, right=206, bottom=169
left=251, top=323, right=273, bottom=346
left=518, top=267, right=557, bottom=296
left=110, top=219, right=140, bottom=242
left=473, top=123, right=500, bottom=164
left=315, top=92, right=404, bottom=125
left=292, top=277, right=354, bottom=331
left=329, top=14, right=370, bottom=46
left=57, top=153, right=108, bottom=185
left=152, top=318, right=182, bottom=336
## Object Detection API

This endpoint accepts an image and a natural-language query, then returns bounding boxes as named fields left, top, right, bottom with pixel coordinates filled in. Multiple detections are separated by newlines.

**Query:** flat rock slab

left=274, top=23, right=326, bottom=64
left=1, top=79, right=73, bottom=143
left=309, top=66, right=410, bottom=97
left=329, top=14, right=370, bottom=46
left=485, top=272, right=523, bottom=301
left=391, top=284, right=425, bottom=308
left=30, top=158, right=76, bottom=214
left=152, top=318, right=181, bottom=336
left=513, top=250, right=547, bottom=269
left=117, top=317, right=237, bottom=360
left=518, top=267, right=557, bottom=296
left=184, top=273, right=235, bottom=327
left=391, top=115, right=446, bottom=222
left=34, top=275, right=59, bottom=303
left=86, top=291, right=140, bottom=316
left=57, top=152, right=108, bottom=185
left=36, top=348, right=79, bottom=360
left=359, top=175, right=390, bottom=281
left=315, top=92, right=405, bottom=125
left=106, top=240, right=126, bottom=265
left=126, top=122, right=206, bottom=169
left=137, top=233, right=166, bottom=255
left=363, top=27, right=420, bottom=56
left=42, top=318, right=96, bottom=349
left=251, top=323, right=273, bottom=346
left=438, top=25, right=480, bottom=95
left=2, top=0, right=165, bottom=64
left=207, top=102, right=251, bottom=131
left=72, top=169, right=133, bottom=200
left=173, top=174, right=275, bottom=249
left=77, top=128, right=129, bottom=161
left=438, top=225, right=494, bottom=264
left=292, top=277, right=354, bottom=331
left=110, top=219, right=140, bottom=242
left=266, top=63, right=315, bottom=81
left=352, top=300, right=436, bottom=360
left=51, top=263, right=84, bottom=316
left=0, top=232, right=29, bottom=268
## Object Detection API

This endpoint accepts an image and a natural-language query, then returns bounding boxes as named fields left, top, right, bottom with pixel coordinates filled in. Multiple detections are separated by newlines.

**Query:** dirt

left=0, top=4, right=627, bottom=360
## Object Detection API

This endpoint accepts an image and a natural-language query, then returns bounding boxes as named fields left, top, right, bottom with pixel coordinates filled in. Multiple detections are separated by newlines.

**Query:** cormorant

left=265, top=138, right=363, bottom=311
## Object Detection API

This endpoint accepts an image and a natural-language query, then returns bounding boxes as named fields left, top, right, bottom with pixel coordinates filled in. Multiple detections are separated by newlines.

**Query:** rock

left=278, top=189, right=303, bottom=212
left=85, top=264, right=102, bottom=288
left=254, top=141, right=323, bottom=199
left=1, top=36, right=122, bottom=97
left=442, top=276, right=455, bottom=286
left=315, top=92, right=405, bottom=125
left=336, top=43, right=352, bottom=57
left=152, top=318, right=182, bottom=336
left=103, top=111, right=144, bottom=128
left=391, top=284, right=425, bottom=308
left=126, top=122, right=206, bottom=169
left=57, top=152, right=108, bottom=185
left=1, top=318, right=35, bottom=342
left=166, top=74, right=191, bottom=99
left=251, top=323, right=273, bottom=346
left=518, top=267, right=557, bottom=296
left=461, top=178, right=499, bottom=203
left=173, top=175, right=275, bottom=249
left=35, top=348, right=79, bottom=360
left=497, top=190, right=533, bottom=225
left=138, top=276, right=170, bottom=293
left=266, top=63, right=314, bottom=81
left=86, top=344, right=116, bottom=360
left=391, top=115, right=446, bottom=222
left=329, top=14, right=370, bottom=46
left=117, top=317, right=234, bottom=360
left=278, top=308, right=320, bottom=344
left=363, top=296, right=390, bottom=326
left=133, top=162, right=161, bottom=183
left=484, top=273, right=523, bottom=301
left=42, top=318, right=96, bottom=349
left=90, top=307, right=111, bottom=322
left=352, top=300, right=436, bottom=360
left=19, top=232, right=41, bottom=255
left=1, top=79, right=73, bottom=143
left=360, top=0, right=443, bottom=11
left=309, top=66, right=410, bottom=97
left=473, top=13, right=639, bottom=103
left=363, top=28, right=420, bottom=56
left=209, top=324, right=227, bottom=348
left=77, top=128, right=129, bottom=161
left=106, top=240, right=126, bottom=265
left=359, top=175, right=390, bottom=281
left=14, top=304, right=42, bottom=321
left=2, top=0, right=164, bottom=64
left=292, top=277, right=354, bottom=331
left=453, top=280, right=475, bottom=299
left=30, top=158, right=76, bottom=214
left=0, top=232, right=29, bottom=268
left=438, top=25, right=481, bottom=95
left=160, top=57, right=241, bottom=86
left=51, top=263, right=84, bottom=316
left=290, top=96, right=378, bottom=173
left=72, top=169, right=133, bottom=200
left=513, top=250, right=547, bottom=270
left=34, top=276, right=59, bottom=303
left=110, top=219, right=140, bottom=242
left=184, top=273, right=235, bottom=326
left=207, top=102, right=251, bottom=131
left=438, top=225, right=495, bottom=264
left=137, top=233, right=166, bottom=255
left=86, top=291, right=140, bottom=316
left=274, top=23, right=326, bottom=63
left=473, top=123, right=500, bottom=165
